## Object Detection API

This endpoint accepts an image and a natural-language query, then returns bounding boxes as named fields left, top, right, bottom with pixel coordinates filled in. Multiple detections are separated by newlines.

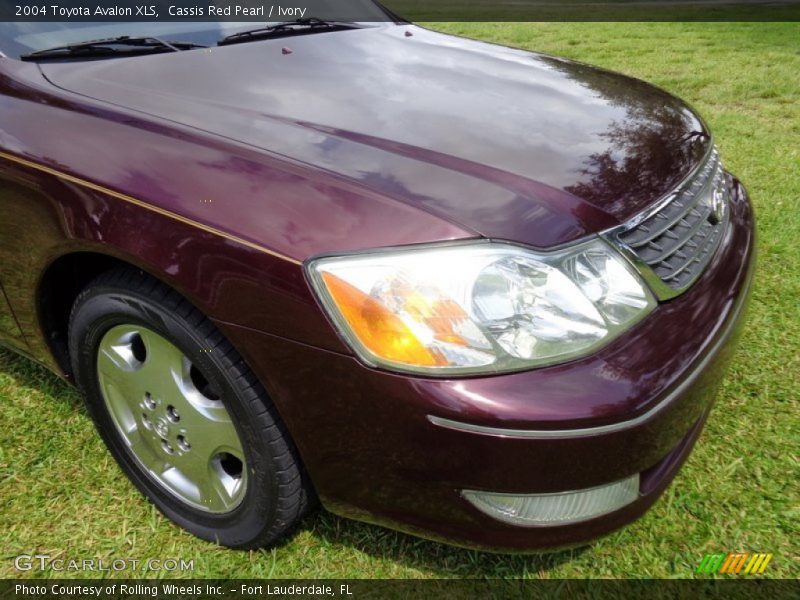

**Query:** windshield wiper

left=20, top=36, right=207, bottom=61
left=218, top=18, right=352, bottom=46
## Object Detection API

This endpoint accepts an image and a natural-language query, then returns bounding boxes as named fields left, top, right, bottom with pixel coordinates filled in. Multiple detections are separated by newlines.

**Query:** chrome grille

left=609, top=148, right=729, bottom=299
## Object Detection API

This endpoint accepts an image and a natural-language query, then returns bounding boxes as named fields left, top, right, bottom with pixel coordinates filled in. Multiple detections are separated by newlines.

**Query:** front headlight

left=307, top=239, right=656, bottom=375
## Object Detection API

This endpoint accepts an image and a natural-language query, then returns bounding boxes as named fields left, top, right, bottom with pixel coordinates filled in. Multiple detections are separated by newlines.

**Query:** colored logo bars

left=696, top=552, right=773, bottom=575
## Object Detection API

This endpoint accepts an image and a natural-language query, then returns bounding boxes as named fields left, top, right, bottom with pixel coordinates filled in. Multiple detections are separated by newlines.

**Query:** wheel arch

left=37, top=250, right=200, bottom=379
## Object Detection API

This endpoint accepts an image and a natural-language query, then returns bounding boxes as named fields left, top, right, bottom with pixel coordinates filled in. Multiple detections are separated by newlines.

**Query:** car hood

left=40, top=25, right=711, bottom=248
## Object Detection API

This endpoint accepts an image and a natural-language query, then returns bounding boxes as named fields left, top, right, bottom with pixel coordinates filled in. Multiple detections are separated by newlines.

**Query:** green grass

left=1, top=23, right=798, bottom=579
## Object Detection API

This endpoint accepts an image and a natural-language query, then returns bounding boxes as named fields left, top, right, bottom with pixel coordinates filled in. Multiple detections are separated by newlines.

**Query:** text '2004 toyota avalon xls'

left=0, top=11, right=754, bottom=551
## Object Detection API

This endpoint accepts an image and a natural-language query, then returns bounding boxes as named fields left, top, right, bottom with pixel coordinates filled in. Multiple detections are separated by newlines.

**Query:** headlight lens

left=307, top=240, right=655, bottom=375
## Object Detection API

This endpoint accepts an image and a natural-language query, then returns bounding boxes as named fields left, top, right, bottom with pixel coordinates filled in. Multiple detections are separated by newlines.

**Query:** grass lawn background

left=0, top=22, right=797, bottom=579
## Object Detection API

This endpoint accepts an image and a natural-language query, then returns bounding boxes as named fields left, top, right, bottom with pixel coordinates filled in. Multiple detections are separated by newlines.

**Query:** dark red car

left=0, top=15, right=754, bottom=552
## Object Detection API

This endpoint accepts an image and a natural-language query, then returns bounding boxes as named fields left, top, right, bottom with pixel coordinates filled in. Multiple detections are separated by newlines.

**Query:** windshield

left=0, top=23, right=257, bottom=58
left=0, top=1, right=392, bottom=59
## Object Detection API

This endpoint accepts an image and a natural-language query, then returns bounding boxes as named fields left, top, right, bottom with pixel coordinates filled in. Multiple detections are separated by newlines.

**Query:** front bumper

left=219, top=178, right=755, bottom=552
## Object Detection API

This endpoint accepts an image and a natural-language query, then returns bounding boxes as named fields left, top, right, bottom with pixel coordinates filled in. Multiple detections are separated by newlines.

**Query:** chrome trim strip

left=601, top=144, right=718, bottom=240
left=601, top=144, right=728, bottom=301
left=427, top=262, right=751, bottom=440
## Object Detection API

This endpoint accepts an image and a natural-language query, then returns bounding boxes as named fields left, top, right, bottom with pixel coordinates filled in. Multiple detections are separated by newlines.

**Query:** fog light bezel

left=462, top=474, right=640, bottom=527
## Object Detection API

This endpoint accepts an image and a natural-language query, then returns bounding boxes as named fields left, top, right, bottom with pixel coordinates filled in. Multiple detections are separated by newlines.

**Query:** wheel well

left=38, top=252, right=138, bottom=377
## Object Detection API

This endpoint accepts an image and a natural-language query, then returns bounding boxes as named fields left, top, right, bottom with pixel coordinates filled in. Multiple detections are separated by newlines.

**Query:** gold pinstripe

left=0, top=150, right=302, bottom=265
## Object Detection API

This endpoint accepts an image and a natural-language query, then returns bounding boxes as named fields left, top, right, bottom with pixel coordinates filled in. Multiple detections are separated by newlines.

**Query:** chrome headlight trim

left=602, top=144, right=731, bottom=301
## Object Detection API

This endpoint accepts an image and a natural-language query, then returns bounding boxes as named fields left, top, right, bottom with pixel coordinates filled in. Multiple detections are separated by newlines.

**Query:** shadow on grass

left=299, top=511, right=588, bottom=578
left=1, top=347, right=584, bottom=577
left=0, top=347, right=83, bottom=410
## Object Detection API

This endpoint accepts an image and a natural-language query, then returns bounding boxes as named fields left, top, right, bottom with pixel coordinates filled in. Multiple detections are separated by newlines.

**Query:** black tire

left=68, top=267, right=313, bottom=548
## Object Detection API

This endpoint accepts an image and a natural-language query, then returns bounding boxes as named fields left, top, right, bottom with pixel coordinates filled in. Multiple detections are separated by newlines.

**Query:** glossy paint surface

left=0, top=54, right=467, bottom=363
left=40, top=24, right=709, bottom=249
left=0, top=23, right=753, bottom=551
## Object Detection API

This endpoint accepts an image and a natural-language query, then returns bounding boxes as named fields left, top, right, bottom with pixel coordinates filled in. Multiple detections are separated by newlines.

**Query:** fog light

left=463, top=474, right=639, bottom=526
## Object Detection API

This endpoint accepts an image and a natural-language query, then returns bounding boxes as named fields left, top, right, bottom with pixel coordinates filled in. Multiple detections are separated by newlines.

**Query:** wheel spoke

left=97, top=345, right=143, bottom=405
left=178, top=454, right=224, bottom=510
left=172, top=451, right=209, bottom=483
left=201, top=467, right=241, bottom=512
left=135, top=329, right=187, bottom=398
left=181, top=403, right=243, bottom=455
left=126, top=428, right=166, bottom=474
